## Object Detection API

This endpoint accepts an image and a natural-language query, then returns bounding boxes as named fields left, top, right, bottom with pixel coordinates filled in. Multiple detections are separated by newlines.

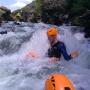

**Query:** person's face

left=48, top=35, right=57, bottom=43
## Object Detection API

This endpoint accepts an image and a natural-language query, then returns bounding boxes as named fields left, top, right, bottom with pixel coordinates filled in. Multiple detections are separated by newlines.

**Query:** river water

left=0, top=22, right=90, bottom=90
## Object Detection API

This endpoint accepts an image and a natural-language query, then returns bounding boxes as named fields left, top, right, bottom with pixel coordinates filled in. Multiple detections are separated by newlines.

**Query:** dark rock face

left=42, top=0, right=67, bottom=10
left=41, top=0, right=67, bottom=25
left=11, top=0, right=68, bottom=24
left=21, top=1, right=36, bottom=22
left=1, top=0, right=90, bottom=37
left=79, top=10, right=90, bottom=38
left=0, top=17, right=2, bottom=26
left=0, top=6, right=12, bottom=21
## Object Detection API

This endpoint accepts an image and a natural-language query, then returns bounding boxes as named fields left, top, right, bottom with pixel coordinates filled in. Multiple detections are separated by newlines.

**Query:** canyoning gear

left=45, top=73, right=75, bottom=90
left=48, top=41, right=72, bottom=61
left=47, top=27, right=58, bottom=36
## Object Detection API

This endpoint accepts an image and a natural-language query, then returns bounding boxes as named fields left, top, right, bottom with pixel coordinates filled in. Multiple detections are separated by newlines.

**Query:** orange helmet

left=47, top=27, right=58, bottom=36
left=45, top=73, right=75, bottom=90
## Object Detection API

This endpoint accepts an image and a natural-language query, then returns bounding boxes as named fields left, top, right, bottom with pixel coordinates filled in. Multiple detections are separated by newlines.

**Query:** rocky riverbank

left=0, top=0, right=90, bottom=37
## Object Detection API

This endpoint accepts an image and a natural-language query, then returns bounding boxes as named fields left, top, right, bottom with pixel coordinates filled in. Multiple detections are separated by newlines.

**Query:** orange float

left=45, top=73, right=75, bottom=90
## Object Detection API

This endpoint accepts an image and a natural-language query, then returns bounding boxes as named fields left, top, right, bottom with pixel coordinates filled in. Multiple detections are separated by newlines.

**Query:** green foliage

left=72, top=17, right=81, bottom=26
left=35, top=0, right=42, bottom=16
left=68, top=0, right=90, bottom=37
left=70, top=0, right=90, bottom=14
left=11, top=9, right=21, bottom=16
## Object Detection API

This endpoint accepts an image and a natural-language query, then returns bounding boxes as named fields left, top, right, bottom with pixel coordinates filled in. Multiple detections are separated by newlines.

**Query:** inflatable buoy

left=45, top=73, right=75, bottom=90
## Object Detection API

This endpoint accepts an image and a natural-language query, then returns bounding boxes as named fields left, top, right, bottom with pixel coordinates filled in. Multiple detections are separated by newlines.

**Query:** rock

left=11, top=0, right=68, bottom=24
left=1, top=0, right=89, bottom=37
left=0, top=17, right=3, bottom=26
left=79, top=10, right=90, bottom=38
left=0, top=31, right=7, bottom=35
left=41, top=0, right=67, bottom=25
left=0, top=6, right=12, bottom=21
left=12, top=1, right=36, bottom=22
left=42, top=0, right=67, bottom=10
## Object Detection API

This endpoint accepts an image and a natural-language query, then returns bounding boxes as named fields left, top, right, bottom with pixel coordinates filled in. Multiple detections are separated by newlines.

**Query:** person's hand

left=26, top=50, right=39, bottom=59
left=49, top=57, right=60, bottom=64
left=70, top=51, right=79, bottom=58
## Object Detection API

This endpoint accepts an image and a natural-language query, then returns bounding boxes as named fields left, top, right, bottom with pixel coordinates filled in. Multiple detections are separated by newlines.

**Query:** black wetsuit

left=48, top=41, right=72, bottom=61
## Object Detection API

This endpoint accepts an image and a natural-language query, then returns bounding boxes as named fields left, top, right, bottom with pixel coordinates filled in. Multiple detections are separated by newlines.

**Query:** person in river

left=47, top=27, right=79, bottom=63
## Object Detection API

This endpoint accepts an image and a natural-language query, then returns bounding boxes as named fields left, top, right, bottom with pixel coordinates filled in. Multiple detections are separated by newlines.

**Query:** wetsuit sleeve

left=58, top=43, right=72, bottom=61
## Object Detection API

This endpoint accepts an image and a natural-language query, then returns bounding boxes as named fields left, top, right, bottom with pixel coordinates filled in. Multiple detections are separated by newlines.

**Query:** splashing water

left=0, top=22, right=90, bottom=90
